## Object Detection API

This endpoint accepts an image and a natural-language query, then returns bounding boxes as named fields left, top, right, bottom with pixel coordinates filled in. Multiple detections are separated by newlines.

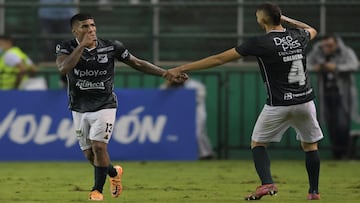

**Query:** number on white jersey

left=288, top=60, right=306, bottom=86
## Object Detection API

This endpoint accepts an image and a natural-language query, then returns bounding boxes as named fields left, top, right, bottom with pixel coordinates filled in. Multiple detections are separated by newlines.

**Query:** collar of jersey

left=75, top=38, right=97, bottom=51
left=268, top=28, right=286, bottom=33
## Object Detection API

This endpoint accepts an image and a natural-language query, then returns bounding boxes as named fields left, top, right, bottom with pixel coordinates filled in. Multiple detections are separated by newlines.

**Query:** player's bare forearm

left=162, top=56, right=222, bottom=81
left=56, top=45, right=85, bottom=74
left=281, top=15, right=317, bottom=39
left=135, top=60, right=165, bottom=76
left=178, top=48, right=241, bottom=72
left=177, top=56, right=223, bottom=73
left=281, top=15, right=311, bottom=30
left=125, top=55, right=165, bottom=76
left=126, top=55, right=188, bottom=82
left=163, top=48, right=241, bottom=81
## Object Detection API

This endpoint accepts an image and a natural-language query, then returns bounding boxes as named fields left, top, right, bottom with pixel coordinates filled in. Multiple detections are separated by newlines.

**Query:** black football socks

left=108, top=164, right=118, bottom=177
left=93, top=166, right=109, bottom=193
left=305, top=150, right=320, bottom=194
left=252, top=146, right=274, bottom=185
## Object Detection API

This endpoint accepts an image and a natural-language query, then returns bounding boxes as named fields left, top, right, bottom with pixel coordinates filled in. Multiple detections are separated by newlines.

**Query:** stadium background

left=1, top=0, right=360, bottom=159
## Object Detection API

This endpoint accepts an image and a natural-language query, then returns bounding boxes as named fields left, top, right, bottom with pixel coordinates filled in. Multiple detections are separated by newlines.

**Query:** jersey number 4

left=288, top=60, right=306, bottom=86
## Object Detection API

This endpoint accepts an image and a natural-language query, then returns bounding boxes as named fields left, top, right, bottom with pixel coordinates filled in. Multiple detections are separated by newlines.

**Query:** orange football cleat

left=109, top=165, right=123, bottom=198
left=89, top=190, right=104, bottom=201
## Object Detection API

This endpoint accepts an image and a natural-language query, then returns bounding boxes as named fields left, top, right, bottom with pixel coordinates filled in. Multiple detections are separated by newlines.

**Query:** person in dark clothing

left=163, top=2, right=323, bottom=201
left=307, top=34, right=359, bottom=159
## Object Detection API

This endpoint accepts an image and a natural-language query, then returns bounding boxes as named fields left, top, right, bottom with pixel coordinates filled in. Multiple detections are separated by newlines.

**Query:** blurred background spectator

left=307, top=34, right=359, bottom=159
left=0, top=34, right=42, bottom=90
left=38, top=0, right=78, bottom=88
left=38, top=0, right=79, bottom=62
left=161, top=79, right=215, bottom=160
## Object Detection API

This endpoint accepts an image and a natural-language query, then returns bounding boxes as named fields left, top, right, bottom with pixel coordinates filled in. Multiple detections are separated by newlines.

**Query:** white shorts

left=252, top=101, right=324, bottom=143
left=72, top=108, right=116, bottom=150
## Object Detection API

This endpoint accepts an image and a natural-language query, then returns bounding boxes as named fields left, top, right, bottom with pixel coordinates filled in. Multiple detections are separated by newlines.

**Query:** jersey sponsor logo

left=284, top=93, right=293, bottom=100
left=97, top=54, right=109, bottom=63
left=283, top=88, right=313, bottom=100
left=75, top=79, right=105, bottom=90
left=278, top=48, right=302, bottom=56
left=283, top=54, right=303, bottom=62
left=74, top=69, right=108, bottom=77
left=273, top=35, right=301, bottom=51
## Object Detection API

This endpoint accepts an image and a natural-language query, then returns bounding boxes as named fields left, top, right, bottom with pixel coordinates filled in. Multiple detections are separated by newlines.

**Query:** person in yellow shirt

left=0, top=35, right=37, bottom=89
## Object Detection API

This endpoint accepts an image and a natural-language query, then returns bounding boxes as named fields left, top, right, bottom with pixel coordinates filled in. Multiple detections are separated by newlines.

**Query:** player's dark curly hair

left=70, top=13, right=94, bottom=28
left=257, top=2, right=282, bottom=26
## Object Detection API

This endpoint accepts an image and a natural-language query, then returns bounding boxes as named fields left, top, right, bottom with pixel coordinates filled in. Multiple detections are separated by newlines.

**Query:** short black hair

left=70, top=13, right=94, bottom=28
left=257, top=2, right=282, bottom=25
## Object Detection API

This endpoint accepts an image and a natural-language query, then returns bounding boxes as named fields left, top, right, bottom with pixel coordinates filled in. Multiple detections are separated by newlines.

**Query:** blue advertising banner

left=0, top=89, right=197, bottom=161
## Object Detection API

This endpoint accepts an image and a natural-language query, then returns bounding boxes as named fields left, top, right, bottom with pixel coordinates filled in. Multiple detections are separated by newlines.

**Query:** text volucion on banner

left=0, top=89, right=197, bottom=160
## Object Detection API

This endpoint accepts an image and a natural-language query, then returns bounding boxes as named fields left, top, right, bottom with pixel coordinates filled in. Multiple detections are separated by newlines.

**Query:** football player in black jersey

left=164, top=2, right=323, bottom=201
left=56, top=13, right=186, bottom=201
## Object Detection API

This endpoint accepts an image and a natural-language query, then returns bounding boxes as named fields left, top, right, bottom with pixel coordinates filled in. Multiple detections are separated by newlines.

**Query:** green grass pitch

left=0, top=160, right=359, bottom=203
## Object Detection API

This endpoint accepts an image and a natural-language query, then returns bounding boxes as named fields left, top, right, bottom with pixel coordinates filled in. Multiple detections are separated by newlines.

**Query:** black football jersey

left=56, top=38, right=130, bottom=112
left=235, top=28, right=314, bottom=106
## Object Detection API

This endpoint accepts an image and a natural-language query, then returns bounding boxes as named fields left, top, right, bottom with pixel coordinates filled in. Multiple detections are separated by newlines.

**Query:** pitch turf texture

left=0, top=160, right=359, bottom=203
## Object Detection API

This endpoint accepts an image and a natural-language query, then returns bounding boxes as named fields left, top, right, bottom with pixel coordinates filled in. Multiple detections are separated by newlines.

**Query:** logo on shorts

left=75, top=130, right=83, bottom=138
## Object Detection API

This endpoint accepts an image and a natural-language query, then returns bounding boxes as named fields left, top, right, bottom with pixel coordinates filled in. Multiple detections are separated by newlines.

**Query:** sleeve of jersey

left=300, top=29, right=311, bottom=45
left=235, top=37, right=261, bottom=57
left=55, top=42, right=71, bottom=56
left=113, top=40, right=131, bottom=62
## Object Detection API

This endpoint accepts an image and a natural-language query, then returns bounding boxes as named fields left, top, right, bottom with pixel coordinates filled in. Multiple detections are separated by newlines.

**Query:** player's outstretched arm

left=124, top=54, right=188, bottom=82
left=281, top=15, right=317, bottom=40
left=124, top=54, right=166, bottom=76
left=163, top=48, right=241, bottom=81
